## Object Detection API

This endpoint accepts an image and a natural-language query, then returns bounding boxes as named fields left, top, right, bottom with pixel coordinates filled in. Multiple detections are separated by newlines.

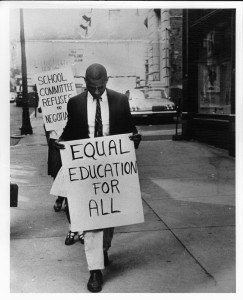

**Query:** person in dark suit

left=55, top=63, right=141, bottom=292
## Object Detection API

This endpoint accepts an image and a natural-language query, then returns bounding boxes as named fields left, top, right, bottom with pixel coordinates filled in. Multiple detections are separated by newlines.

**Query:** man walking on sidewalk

left=55, top=63, right=141, bottom=292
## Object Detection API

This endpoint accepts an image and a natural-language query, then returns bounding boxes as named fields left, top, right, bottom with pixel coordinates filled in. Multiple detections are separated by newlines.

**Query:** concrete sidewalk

left=10, top=114, right=235, bottom=293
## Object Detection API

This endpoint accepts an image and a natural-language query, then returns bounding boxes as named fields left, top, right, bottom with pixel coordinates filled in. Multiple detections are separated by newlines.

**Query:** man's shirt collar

left=87, top=90, right=108, bottom=102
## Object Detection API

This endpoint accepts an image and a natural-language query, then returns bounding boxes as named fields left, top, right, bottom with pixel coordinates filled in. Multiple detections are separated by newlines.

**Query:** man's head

left=85, top=63, right=108, bottom=99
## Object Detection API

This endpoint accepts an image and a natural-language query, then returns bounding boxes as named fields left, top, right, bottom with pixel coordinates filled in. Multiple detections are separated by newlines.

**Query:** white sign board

left=34, top=67, right=77, bottom=131
left=58, top=134, right=144, bottom=231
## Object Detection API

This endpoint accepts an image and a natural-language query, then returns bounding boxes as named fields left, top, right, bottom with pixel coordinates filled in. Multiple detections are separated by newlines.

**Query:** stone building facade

left=144, top=9, right=183, bottom=97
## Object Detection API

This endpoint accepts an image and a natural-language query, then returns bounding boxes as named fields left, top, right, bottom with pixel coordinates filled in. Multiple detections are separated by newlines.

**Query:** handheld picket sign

left=34, top=67, right=77, bottom=131
left=52, top=133, right=144, bottom=231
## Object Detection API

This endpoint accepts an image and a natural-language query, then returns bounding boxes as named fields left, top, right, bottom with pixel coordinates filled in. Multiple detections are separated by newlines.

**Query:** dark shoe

left=65, top=231, right=77, bottom=245
left=104, top=251, right=110, bottom=267
left=87, top=270, right=103, bottom=293
left=79, top=233, right=84, bottom=245
left=53, top=198, right=63, bottom=212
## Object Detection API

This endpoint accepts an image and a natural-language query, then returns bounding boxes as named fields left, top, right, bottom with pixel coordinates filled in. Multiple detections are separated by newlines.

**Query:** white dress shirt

left=87, top=90, right=110, bottom=137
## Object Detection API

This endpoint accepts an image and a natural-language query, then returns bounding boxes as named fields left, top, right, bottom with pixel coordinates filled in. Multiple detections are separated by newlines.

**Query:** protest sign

left=58, top=133, right=144, bottom=231
left=34, top=67, right=77, bottom=131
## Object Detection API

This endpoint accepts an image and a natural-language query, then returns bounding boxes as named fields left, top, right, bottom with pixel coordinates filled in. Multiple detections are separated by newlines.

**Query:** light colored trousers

left=84, top=227, right=114, bottom=270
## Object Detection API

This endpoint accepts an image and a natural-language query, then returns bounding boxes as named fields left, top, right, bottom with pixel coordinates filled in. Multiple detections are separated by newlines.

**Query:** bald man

left=55, top=63, right=141, bottom=292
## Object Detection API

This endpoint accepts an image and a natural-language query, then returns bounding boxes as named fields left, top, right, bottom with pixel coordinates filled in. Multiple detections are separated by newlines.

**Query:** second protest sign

left=34, top=67, right=77, bottom=131
left=59, top=133, right=144, bottom=231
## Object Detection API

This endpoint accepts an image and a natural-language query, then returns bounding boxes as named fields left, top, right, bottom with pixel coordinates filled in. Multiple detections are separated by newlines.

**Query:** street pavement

left=10, top=113, right=236, bottom=293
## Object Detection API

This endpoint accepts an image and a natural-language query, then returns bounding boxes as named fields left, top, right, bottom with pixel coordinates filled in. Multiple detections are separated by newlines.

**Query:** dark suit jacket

left=60, top=88, right=137, bottom=141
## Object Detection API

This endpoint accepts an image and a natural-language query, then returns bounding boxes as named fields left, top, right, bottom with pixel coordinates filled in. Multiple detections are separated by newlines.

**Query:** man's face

left=85, top=77, right=108, bottom=99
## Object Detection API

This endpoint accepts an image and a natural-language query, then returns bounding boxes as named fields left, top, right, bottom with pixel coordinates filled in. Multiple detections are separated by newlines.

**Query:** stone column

left=160, top=10, right=170, bottom=91
left=147, top=9, right=160, bottom=82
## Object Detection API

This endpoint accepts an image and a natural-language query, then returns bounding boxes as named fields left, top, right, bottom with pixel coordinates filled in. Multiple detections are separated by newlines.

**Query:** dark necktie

left=94, top=98, right=103, bottom=137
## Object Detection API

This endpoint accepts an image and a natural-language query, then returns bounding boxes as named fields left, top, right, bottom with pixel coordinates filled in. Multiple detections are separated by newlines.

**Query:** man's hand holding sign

left=54, top=133, right=142, bottom=150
